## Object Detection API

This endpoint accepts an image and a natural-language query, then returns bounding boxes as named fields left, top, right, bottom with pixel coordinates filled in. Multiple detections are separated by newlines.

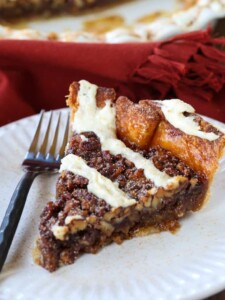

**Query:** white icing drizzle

left=60, top=154, right=137, bottom=208
left=72, top=80, right=181, bottom=189
left=154, top=99, right=220, bottom=141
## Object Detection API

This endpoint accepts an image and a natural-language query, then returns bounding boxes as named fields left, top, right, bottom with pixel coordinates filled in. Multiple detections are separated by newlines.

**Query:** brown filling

left=36, top=132, right=207, bottom=272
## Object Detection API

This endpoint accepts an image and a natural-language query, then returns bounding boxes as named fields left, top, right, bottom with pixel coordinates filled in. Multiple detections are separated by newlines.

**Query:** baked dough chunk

left=116, top=97, right=225, bottom=180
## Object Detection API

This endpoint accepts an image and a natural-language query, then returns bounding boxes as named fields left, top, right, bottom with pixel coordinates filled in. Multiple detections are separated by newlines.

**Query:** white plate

left=0, top=111, right=225, bottom=300
left=1, top=0, right=225, bottom=42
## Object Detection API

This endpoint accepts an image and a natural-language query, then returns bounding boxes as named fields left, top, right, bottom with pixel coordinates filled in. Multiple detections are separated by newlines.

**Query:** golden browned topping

left=115, top=97, right=225, bottom=180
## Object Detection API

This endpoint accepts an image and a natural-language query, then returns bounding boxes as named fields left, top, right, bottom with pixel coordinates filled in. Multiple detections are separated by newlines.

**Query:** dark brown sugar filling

left=36, top=132, right=207, bottom=272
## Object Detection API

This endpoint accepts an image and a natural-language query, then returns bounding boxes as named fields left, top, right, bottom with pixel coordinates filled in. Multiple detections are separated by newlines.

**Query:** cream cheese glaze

left=60, top=154, right=137, bottom=208
left=154, top=99, right=220, bottom=141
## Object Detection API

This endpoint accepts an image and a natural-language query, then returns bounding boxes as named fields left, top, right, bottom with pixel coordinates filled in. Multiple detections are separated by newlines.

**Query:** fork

left=0, top=110, right=69, bottom=272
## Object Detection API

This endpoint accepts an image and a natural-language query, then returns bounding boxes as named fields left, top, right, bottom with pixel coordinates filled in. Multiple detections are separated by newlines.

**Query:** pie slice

left=35, top=80, right=225, bottom=272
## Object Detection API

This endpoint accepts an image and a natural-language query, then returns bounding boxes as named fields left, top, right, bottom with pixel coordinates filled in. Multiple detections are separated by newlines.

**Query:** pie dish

left=0, top=0, right=225, bottom=42
left=35, top=80, right=225, bottom=272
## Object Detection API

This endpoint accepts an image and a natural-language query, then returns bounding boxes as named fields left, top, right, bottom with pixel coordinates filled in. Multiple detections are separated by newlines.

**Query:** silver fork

left=0, top=110, right=69, bottom=272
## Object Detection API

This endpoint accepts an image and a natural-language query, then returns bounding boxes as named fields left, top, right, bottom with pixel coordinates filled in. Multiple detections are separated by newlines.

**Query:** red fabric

left=0, top=29, right=225, bottom=126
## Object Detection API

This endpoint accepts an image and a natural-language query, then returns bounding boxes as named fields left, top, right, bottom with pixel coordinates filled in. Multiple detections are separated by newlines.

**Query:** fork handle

left=0, top=171, right=38, bottom=272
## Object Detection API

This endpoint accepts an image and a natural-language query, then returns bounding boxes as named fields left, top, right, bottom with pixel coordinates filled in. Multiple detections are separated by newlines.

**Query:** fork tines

left=23, top=110, right=69, bottom=170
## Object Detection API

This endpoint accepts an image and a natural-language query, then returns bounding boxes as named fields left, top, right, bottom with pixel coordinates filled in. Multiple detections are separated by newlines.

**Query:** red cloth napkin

left=1, top=30, right=225, bottom=126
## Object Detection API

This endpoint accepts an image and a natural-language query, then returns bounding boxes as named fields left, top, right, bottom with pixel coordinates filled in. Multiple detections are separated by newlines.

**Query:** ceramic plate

left=0, top=0, right=225, bottom=42
left=0, top=110, right=225, bottom=300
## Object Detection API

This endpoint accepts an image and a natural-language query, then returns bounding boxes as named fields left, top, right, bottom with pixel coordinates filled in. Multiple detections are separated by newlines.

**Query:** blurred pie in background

left=0, top=0, right=119, bottom=18
left=0, top=0, right=225, bottom=42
